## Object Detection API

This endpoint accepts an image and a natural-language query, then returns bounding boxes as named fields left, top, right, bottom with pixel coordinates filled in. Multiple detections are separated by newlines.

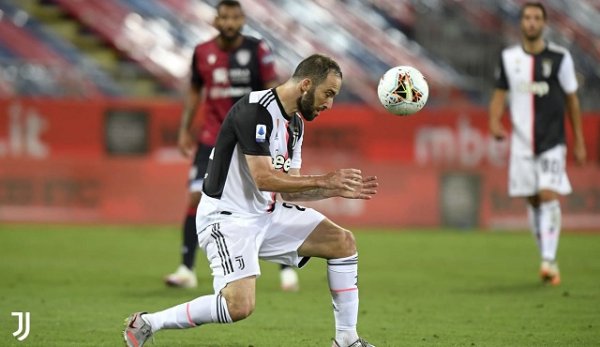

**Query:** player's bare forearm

left=566, top=93, right=584, bottom=142
left=281, top=188, right=331, bottom=202
left=283, top=175, right=378, bottom=201
left=488, top=89, right=508, bottom=140
left=180, top=86, right=201, bottom=130
left=565, top=93, right=586, bottom=164
left=246, top=155, right=363, bottom=194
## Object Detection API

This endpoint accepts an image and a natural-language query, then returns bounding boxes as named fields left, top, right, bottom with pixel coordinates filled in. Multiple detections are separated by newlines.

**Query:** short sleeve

left=233, top=103, right=273, bottom=156
left=190, top=49, right=203, bottom=89
left=558, top=51, right=578, bottom=94
left=493, top=52, right=509, bottom=90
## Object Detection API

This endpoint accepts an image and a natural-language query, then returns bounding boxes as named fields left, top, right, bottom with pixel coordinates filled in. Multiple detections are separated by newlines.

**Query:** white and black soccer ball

left=377, top=65, right=429, bottom=116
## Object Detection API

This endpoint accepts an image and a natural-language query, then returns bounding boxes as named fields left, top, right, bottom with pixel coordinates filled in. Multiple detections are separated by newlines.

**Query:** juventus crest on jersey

left=202, top=89, right=304, bottom=215
left=494, top=42, right=578, bottom=156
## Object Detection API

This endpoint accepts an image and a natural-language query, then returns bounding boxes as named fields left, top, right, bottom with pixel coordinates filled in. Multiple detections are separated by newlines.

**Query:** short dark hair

left=292, top=54, right=342, bottom=86
left=217, top=0, right=242, bottom=12
left=520, top=2, right=547, bottom=20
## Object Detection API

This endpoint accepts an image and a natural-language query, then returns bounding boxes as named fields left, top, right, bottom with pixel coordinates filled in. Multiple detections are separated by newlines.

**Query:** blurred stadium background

left=0, top=0, right=598, bottom=229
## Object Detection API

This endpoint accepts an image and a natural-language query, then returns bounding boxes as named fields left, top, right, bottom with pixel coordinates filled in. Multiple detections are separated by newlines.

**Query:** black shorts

left=188, top=143, right=213, bottom=192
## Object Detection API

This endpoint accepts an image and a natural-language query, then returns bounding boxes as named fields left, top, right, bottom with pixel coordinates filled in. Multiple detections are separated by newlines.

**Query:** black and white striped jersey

left=201, top=88, right=304, bottom=215
left=494, top=41, right=578, bottom=156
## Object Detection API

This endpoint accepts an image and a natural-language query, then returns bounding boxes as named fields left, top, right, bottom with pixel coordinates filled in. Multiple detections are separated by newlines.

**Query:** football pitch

left=1, top=224, right=599, bottom=346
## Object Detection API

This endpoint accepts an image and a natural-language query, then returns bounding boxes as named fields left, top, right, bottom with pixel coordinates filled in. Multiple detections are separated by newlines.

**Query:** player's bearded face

left=297, top=87, right=318, bottom=121
left=520, top=8, right=545, bottom=41
left=216, top=8, right=244, bottom=42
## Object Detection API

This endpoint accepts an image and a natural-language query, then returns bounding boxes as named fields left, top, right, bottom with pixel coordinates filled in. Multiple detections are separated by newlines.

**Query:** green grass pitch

left=1, top=224, right=599, bottom=346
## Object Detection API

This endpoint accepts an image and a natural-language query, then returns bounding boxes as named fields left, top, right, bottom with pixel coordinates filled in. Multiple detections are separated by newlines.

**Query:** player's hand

left=325, top=169, right=363, bottom=192
left=573, top=139, right=586, bottom=165
left=337, top=175, right=379, bottom=200
left=489, top=120, right=507, bottom=140
left=178, top=128, right=195, bottom=158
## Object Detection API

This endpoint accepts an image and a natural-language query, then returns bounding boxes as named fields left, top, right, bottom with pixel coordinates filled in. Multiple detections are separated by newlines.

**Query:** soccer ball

left=377, top=65, right=429, bottom=116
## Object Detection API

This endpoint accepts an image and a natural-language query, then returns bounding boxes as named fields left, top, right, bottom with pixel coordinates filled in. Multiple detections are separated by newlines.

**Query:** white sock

left=328, top=253, right=359, bottom=346
left=527, top=204, right=542, bottom=253
left=539, top=200, right=561, bottom=262
left=142, top=293, right=232, bottom=333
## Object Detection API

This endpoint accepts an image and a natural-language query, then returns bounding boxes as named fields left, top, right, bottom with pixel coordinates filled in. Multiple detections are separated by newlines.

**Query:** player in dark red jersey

left=164, top=0, right=299, bottom=291
left=489, top=2, right=586, bottom=285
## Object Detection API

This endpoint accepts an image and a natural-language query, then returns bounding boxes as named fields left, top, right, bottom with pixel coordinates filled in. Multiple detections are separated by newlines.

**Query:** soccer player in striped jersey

left=164, top=0, right=300, bottom=291
left=489, top=2, right=586, bottom=285
left=124, top=54, right=378, bottom=347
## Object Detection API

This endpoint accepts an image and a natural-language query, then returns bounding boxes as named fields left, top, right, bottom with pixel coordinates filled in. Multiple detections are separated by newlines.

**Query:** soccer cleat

left=280, top=266, right=300, bottom=292
left=164, top=265, right=198, bottom=288
left=123, top=312, right=153, bottom=347
left=332, top=338, right=376, bottom=347
left=540, top=260, right=560, bottom=286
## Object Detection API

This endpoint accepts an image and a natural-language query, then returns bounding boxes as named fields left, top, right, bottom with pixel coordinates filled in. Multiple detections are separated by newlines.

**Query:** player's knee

left=333, top=228, right=357, bottom=258
left=538, top=190, right=558, bottom=202
left=223, top=293, right=255, bottom=322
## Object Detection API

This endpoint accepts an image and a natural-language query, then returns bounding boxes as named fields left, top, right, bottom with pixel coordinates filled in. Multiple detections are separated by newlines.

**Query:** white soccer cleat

left=164, top=265, right=198, bottom=288
left=123, top=312, right=153, bottom=347
left=332, top=337, right=375, bottom=347
left=540, top=260, right=560, bottom=286
left=280, top=266, right=299, bottom=292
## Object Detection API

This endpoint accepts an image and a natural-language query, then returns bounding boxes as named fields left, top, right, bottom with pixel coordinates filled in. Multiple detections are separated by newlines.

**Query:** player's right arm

left=489, top=88, right=508, bottom=140
left=178, top=49, right=204, bottom=158
left=245, top=155, right=363, bottom=195
left=489, top=52, right=509, bottom=140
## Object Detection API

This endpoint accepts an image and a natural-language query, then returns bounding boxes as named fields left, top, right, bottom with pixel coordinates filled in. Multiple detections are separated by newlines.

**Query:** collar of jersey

left=271, top=88, right=292, bottom=121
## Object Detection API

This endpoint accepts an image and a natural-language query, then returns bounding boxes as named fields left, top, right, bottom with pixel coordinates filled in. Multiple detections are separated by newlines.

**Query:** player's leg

left=526, top=195, right=542, bottom=252
left=124, top=277, right=254, bottom=347
left=164, top=145, right=212, bottom=288
left=509, top=154, right=542, bottom=254
left=298, top=219, right=364, bottom=346
left=259, top=203, right=373, bottom=346
left=533, top=145, right=572, bottom=285
left=125, top=217, right=262, bottom=346
left=536, top=189, right=561, bottom=284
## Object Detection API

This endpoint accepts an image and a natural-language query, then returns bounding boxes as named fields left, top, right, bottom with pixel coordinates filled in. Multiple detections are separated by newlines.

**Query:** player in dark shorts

left=164, top=0, right=299, bottom=291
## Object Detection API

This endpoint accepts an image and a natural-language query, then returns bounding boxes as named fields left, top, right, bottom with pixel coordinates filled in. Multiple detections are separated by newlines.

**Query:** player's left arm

left=559, top=51, right=586, bottom=165
left=565, top=92, right=586, bottom=165
left=281, top=168, right=378, bottom=202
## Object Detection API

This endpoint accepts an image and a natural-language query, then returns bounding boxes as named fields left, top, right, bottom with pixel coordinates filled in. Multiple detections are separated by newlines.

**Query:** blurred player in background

left=488, top=2, right=586, bottom=285
left=165, top=0, right=300, bottom=291
left=124, top=54, right=378, bottom=347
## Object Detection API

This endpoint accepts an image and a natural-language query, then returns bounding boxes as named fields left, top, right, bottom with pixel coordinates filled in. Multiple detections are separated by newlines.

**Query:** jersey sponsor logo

left=229, top=68, right=251, bottom=84
left=236, top=49, right=251, bottom=66
left=213, top=67, right=228, bottom=84
left=272, top=154, right=291, bottom=172
left=209, top=86, right=252, bottom=99
left=518, top=81, right=549, bottom=97
left=256, top=124, right=267, bottom=142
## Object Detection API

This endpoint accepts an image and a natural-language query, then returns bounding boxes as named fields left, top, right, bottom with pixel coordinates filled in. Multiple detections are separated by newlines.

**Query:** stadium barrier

left=1, top=98, right=598, bottom=230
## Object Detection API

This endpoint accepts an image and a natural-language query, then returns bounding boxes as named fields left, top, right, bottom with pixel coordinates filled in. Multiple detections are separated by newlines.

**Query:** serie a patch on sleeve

left=256, top=124, right=266, bottom=143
